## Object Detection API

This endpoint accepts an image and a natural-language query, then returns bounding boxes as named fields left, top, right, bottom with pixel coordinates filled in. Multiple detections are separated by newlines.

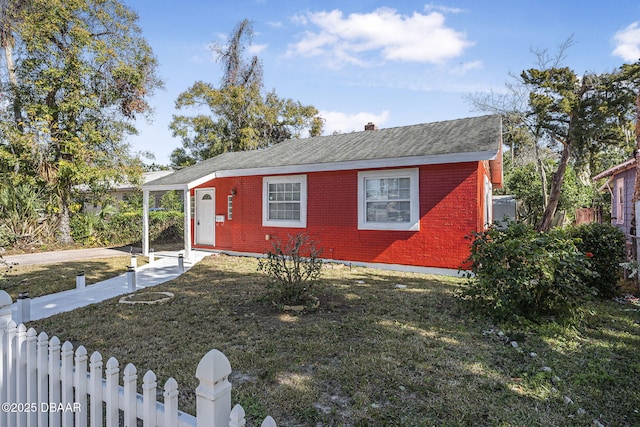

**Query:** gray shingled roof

left=144, top=114, right=501, bottom=189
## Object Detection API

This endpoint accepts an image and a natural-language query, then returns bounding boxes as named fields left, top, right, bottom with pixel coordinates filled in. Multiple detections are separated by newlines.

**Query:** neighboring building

left=142, top=115, right=503, bottom=275
left=493, top=195, right=517, bottom=228
left=79, top=170, right=175, bottom=212
left=593, top=158, right=636, bottom=241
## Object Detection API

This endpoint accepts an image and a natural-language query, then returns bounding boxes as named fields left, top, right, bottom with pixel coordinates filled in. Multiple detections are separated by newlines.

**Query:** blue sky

left=128, top=1, right=640, bottom=165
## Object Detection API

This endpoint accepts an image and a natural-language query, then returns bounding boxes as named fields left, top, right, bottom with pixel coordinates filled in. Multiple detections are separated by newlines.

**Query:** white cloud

left=248, top=44, right=268, bottom=55
left=319, top=110, right=391, bottom=135
left=613, top=22, right=640, bottom=62
left=423, top=3, right=465, bottom=14
left=287, top=7, right=473, bottom=67
left=450, top=60, right=483, bottom=75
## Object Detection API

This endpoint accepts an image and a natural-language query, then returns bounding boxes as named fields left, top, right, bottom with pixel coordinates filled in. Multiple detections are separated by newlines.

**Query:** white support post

left=195, top=349, right=232, bottom=427
left=76, top=271, right=86, bottom=290
left=183, top=186, right=192, bottom=263
left=0, top=290, right=12, bottom=331
left=16, top=292, right=30, bottom=324
left=143, top=189, right=150, bottom=257
left=127, top=266, right=136, bottom=292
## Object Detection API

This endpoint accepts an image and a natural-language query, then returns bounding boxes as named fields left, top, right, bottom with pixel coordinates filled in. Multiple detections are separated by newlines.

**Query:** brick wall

left=193, top=162, right=482, bottom=269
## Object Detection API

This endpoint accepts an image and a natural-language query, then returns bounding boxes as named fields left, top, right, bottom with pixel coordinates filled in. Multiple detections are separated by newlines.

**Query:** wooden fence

left=0, top=293, right=277, bottom=427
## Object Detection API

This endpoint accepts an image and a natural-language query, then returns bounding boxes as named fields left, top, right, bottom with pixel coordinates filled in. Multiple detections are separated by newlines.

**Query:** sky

left=127, top=0, right=640, bottom=166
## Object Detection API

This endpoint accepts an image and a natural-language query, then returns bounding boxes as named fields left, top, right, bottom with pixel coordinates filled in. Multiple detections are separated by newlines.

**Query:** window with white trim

left=262, top=175, right=307, bottom=228
left=358, top=168, right=420, bottom=231
left=616, top=177, right=624, bottom=225
left=227, top=195, right=233, bottom=220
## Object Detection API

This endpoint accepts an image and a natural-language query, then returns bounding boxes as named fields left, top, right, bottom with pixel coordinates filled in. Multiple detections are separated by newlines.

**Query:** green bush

left=71, top=210, right=184, bottom=246
left=159, top=190, right=183, bottom=211
left=568, top=222, right=626, bottom=298
left=460, top=222, right=596, bottom=323
left=257, top=234, right=323, bottom=308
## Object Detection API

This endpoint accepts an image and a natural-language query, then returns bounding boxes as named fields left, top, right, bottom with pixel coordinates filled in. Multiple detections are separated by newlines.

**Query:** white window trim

left=357, top=168, right=420, bottom=231
left=262, top=175, right=307, bottom=228
left=484, top=174, right=493, bottom=227
left=616, top=177, right=624, bottom=225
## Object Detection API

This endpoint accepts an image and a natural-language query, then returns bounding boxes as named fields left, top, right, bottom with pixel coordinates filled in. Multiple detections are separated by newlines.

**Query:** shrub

left=70, top=210, right=184, bottom=246
left=568, top=222, right=626, bottom=298
left=257, top=234, right=323, bottom=307
left=460, top=222, right=596, bottom=323
left=159, top=190, right=183, bottom=211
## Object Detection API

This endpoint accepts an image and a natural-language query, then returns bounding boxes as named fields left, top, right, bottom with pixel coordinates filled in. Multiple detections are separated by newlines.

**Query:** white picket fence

left=0, top=293, right=277, bottom=427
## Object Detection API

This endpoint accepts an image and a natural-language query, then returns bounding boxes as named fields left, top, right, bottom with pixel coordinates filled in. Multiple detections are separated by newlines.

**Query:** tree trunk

left=534, top=140, right=549, bottom=208
left=536, top=142, right=571, bottom=231
left=57, top=186, right=74, bottom=245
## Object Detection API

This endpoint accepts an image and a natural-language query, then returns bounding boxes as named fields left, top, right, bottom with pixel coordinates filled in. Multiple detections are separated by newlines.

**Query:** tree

left=524, top=64, right=639, bottom=230
left=169, top=19, right=323, bottom=166
left=470, top=42, right=639, bottom=230
left=0, top=0, right=162, bottom=244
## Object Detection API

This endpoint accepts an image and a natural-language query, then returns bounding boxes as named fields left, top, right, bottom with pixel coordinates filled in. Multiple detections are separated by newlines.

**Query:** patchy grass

left=28, top=255, right=640, bottom=426
left=1, top=256, right=147, bottom=300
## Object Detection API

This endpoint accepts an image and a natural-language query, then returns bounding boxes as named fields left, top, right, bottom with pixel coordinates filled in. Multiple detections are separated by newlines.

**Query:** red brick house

left=142, top=115, right=503, bottom=275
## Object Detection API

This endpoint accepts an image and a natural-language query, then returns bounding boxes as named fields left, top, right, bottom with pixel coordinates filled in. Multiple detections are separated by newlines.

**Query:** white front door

left=195, top=189, right=215, bottom=246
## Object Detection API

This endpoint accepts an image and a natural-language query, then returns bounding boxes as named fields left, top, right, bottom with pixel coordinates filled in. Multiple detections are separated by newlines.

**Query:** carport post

left=143, top=189, right=150, bottom=256
left=183, top=186, right=192, bottom=262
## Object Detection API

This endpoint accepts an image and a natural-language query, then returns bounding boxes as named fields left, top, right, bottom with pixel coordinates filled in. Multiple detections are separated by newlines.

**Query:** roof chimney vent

left=364, top=122, right=377, bottom=131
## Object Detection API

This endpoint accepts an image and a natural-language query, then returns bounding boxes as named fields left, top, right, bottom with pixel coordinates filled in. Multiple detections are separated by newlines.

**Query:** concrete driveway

left=2, top=246, right=138, bottom=266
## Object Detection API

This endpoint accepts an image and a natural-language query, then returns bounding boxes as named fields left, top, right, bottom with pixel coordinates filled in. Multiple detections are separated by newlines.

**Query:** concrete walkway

left=10, top=250, right=211, bottom=322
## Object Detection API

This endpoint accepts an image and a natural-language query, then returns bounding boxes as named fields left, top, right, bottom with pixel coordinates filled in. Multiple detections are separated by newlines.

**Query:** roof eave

left=593, top=158, right=636, bottom=180
left=217, top=150, right=499, bottom=178
left=143, top=150, right=498, bottom=188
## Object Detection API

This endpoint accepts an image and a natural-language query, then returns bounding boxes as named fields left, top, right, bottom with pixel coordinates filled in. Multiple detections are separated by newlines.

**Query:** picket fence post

left=25, top=328, right=37, bottom=427
left=195, top=349, right=232, bottom=427
left=89, top=351, right=103, bottom=427
left=49, top=336, right=61, bottom=427
left=62, top=341, right=75, bottom=426
left=75, top=346, right=88, bottom=427
left=142, top=371, right=158, bottom=426
left=37, top=332, right=49, bottom=427
left=105, top=357, right=119, bottom=427
left=123, top=363, right=137, bottom=427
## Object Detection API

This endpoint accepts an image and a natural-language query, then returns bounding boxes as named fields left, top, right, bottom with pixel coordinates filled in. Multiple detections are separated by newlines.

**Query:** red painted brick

left=191, top=162, right=486, bottom=269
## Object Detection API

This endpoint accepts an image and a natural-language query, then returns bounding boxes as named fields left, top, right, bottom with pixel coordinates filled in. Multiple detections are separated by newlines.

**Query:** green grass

left=24, top=255, right=640, bottom=426
left=1, top=256, right=147, bottom=300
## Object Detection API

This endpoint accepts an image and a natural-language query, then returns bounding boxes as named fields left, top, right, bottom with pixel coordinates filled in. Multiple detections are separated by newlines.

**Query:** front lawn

left=1, top=256, right=146, bottom=300
left=29, top=255, right=640, bottom=426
